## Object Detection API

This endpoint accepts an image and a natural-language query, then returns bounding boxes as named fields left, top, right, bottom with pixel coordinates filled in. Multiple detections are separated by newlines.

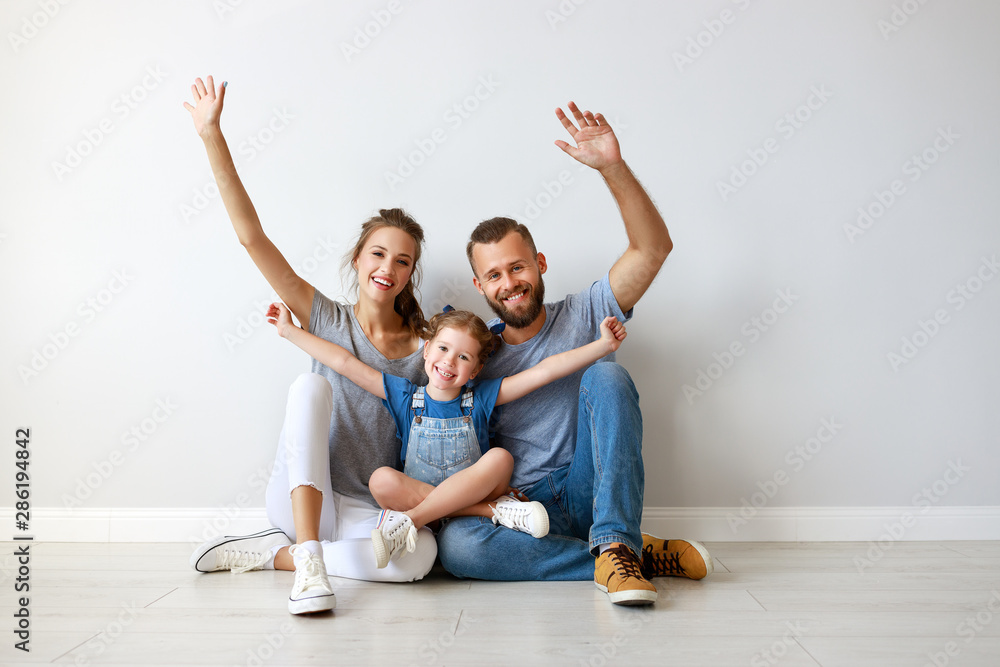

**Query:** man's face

left=471, top=231, right=547, bottom=329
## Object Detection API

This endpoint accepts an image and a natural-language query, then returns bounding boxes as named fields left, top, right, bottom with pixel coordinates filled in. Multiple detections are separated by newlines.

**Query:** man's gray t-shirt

left=477, top=274, right=631, bottom=489
left=308, top=289, right=426, bottom=506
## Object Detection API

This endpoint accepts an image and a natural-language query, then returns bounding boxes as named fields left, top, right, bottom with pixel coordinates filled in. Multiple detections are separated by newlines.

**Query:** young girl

left=267, top=303, right=626, bottom=568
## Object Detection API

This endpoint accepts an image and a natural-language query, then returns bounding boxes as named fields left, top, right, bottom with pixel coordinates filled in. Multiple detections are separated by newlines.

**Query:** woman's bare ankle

left=273, top=546, right=293, bottom=571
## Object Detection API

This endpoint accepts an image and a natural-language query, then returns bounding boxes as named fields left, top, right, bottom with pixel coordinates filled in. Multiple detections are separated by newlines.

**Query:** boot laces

left=607, top=544, right=644, bottom=579
left=643, top=543, right=685, bottom=576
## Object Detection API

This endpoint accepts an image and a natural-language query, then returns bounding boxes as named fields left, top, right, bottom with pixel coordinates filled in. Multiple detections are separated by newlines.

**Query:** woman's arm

left=184, top=76, right=315, bottom=329
left=267, top=303, right=386, bottom=400
left=495, top=316, right=626, bottom=406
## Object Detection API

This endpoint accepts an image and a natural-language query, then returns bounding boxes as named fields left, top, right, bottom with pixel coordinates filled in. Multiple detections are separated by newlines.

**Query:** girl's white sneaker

left=371, top=510, right=418, bottom=568
left=490, top=496, right=550, bottom=538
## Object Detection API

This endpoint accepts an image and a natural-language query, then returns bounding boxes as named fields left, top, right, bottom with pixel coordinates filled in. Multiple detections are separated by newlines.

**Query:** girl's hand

left=266, top=302, right=295, bottom=338
left=599, top=316, right=626, bottom=352
left=182, top=75, right=226, bottom=138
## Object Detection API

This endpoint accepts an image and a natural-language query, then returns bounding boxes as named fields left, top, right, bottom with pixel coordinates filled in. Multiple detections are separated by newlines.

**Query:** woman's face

left=353, top=226, right=417, bottom=306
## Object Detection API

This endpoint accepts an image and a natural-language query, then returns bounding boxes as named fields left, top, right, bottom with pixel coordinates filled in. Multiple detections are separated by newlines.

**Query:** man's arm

left=555, top=102, right=673, bottom=314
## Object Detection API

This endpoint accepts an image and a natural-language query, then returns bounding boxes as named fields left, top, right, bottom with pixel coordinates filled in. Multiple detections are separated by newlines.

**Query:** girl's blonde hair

left=424, top=310, right=500, bottom=365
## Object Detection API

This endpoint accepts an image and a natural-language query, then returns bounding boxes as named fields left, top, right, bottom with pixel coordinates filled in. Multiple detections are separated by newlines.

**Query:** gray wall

left=3, top=1, right=998, bottom=518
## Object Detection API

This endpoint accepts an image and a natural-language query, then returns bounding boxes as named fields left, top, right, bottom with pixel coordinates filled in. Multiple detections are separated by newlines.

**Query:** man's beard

left=486, top=277, right=546, bottom=329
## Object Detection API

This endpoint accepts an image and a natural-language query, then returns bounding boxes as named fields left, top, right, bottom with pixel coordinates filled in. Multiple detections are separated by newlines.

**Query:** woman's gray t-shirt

left=307, top=289, right=426, bottom=506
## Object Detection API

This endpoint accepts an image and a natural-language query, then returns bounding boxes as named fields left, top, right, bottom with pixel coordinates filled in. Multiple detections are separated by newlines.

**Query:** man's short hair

left=466, top=217, right=538, bottom=276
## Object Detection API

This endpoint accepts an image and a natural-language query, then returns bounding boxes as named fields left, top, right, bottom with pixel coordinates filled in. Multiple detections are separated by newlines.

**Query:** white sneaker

left=288, top=545, right=336, bottom=614
left=190, top=528, right=291, bottom=573
left=490, top=496, right=549, bottom=538
left=371, top=510, right=417, bottom=569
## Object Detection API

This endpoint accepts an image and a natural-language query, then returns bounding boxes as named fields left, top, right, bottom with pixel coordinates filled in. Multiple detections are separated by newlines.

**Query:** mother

left=183, top=76, right=437, bottom=614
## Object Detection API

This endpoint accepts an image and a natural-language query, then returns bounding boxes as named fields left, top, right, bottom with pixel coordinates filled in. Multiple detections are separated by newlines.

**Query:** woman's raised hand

left=182, top=75, right=226, bottom=138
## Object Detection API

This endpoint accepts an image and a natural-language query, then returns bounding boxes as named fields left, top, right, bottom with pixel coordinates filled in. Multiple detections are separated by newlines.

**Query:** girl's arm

left=184, top=76, right=315, bottom=329
left=495, top=316, right=626, bottom=406
left=267, top=303, right=386, bottom=400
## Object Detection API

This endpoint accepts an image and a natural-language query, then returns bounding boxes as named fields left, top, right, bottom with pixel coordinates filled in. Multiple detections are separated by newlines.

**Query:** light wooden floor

left=2, top=541, right=1000, bottom=666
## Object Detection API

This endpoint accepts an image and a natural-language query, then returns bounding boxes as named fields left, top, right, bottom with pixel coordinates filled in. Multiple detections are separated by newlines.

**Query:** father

left=436, top=102, right=712, bottom=606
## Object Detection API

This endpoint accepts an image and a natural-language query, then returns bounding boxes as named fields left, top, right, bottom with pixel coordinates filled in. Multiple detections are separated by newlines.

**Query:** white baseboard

left=2, top=507, right=999, bottom=543
left=639, top=506, right=1000, bottom=542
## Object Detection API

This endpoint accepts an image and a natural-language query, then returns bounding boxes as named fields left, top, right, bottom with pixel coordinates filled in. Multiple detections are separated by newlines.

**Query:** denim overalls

left=402, top=386, right=482, bottom=486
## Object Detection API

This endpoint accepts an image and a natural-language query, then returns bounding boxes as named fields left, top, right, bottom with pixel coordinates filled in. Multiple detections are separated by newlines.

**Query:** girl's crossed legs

left=265, top=372, right=437, bottom=582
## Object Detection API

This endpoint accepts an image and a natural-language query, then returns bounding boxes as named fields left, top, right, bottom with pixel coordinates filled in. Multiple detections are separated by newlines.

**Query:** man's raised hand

left=183, top=75, right=226, bottom=138
left=554, top=101, right=623, bottom=172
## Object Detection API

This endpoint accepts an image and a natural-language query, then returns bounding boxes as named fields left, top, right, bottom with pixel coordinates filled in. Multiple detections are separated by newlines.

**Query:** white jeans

left=264, top=373, right=437, bottom=582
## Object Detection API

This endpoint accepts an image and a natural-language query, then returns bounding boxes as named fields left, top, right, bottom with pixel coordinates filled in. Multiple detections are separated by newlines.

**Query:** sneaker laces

left=607, top=544, right=645, bottom=580
left=385, top=518, right=418, bottom=556
left=642, top=543, right=686, bottom=577
left=290, top=548, right=332, bottom=596
left=490, top=501, right=533, bottom=533
left=216, top=548, right=271, bottom=574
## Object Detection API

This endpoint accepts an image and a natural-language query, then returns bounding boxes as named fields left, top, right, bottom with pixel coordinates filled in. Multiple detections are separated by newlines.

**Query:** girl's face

left=353, top=226, right=417, bottom=306
left=423, top=326, right=483, bottom=393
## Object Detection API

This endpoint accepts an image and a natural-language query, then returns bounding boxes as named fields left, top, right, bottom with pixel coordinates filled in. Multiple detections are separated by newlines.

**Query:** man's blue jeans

left=436, top=362, right=644, bottom=581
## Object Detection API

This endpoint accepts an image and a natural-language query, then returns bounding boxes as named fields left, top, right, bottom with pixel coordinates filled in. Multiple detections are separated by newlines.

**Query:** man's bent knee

left=581, top=362, right=638, bottom=399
